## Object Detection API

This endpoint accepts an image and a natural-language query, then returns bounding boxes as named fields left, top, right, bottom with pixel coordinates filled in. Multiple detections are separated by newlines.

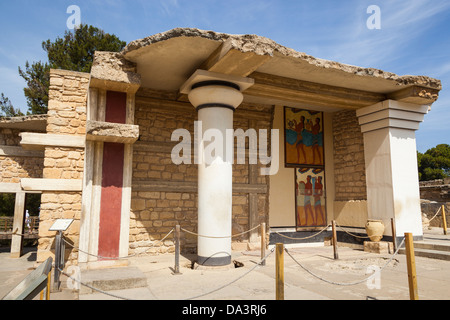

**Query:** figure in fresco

left=285, top=108, right=324, bottom=167
left=313, top=176, right=325, bottom=225
left=311, top=118, right=323, bottom=165
left=303, top=175, right=314, bottom=226
left=294, top=116, right=307, bottom=164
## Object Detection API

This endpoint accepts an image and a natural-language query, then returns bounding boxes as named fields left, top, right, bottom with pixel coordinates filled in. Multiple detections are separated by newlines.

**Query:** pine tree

left=2, top=24, right=126, bottom=115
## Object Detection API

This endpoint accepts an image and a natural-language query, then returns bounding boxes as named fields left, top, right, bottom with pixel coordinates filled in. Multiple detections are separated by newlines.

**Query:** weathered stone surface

left=364, top=241, right=393, bottom=254
left=90, top=51, right=141, bottom=92
left=122, top=28, right=441, bottom=90
left=86, top=120, right=139, bottom=143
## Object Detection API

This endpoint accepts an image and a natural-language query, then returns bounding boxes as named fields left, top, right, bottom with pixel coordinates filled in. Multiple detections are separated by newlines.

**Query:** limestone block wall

left=332, top=109, right=368, bottom=227
left=420, top=179, right=450, bottom=228
left=37, top=69, right=89, bottom=264
left=0, top=128, right=44, bottom=183
left=130, top=91, right=273, bottom=255
left=332, top=110, right=367, bottom=201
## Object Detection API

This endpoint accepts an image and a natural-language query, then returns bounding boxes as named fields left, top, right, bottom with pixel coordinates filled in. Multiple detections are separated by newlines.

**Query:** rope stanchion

left=62, top=228, right=175, bottom=260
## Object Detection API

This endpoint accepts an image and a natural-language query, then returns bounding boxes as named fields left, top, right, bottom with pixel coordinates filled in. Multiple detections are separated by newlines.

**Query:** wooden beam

left=132, top=180, right=267, bottom=194
left=0, top=183, right=22, bottom=193
left=0, top=146, right=44, bottom=158
left=244, top=72, right=387, bottom=109
left=20, top=178, right=82, bottom=192
left=20, top=133, right=85, bottom=150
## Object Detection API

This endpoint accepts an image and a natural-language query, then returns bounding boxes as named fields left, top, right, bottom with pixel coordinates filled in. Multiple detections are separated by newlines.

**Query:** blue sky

left=0, top=0, right=449, bottom=152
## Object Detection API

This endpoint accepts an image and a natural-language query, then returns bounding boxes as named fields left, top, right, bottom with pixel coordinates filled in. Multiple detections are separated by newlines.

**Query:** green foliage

left=0, top=93, right=24, bottom=117
left=0, top=194, right=16, bottom=217
left=418, top=144, right=450, bottom=181
left=18, top=61, right=50, bottom=115
left=0, top=194, right=41, bottom=217
left=15, top=24, right=126, bottom=115
left=42, top=24, right=126, bottom=73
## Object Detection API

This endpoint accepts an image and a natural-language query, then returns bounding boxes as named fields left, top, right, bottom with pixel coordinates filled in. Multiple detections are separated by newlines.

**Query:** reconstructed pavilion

left=0, top=28, right=441, bottom=268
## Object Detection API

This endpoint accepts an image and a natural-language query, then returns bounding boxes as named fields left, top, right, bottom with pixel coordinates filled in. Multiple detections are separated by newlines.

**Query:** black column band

left=197, top=255, right=232, bottom=266
left=191, top=80, right=240, bottom=91
left=196, top=103, right=236, bottom=112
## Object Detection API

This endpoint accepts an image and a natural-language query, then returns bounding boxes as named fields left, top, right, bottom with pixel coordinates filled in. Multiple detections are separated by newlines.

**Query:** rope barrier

left=335, top=222, right=370, bottom=239
left=273, top=224, right=330, bottom=240
left=181, top=224, right=261, bottom=239
left=284, top=238, right=405, bottom=286
left=56, top=248, right=275, bottom=301
left=184, top=248, right=275, bottom=300
left=62, top=228, right=175, bottom=260
left=427, top=206, right=442, bottom=222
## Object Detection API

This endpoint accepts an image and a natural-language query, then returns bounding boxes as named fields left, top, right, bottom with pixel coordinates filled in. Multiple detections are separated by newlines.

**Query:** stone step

left=414, top=241, right=450, bottom=252
left=399, top=247, right=450, bottom=261
left=79, top=267, right=148, bottom=295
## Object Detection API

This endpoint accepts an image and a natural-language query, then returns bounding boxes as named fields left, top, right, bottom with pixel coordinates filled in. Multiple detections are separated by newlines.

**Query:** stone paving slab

left=3, top=233, right=450, bottom=301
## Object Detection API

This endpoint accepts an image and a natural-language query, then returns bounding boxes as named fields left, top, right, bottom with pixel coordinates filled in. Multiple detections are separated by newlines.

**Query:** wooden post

left=10, top=192, right=26, bottom=258
left=405, top=233, right=419, bottom=300
left=332, top=220, right=339, bottom=260
left=40, top=272, right=51, bottom=300
left=276, top=243, right=284, bottom=300
left=391, top=218, right=397, bottom=252
left=174, top=225, right=181, bottom=274
left=442, top=205, right=447, bottom=236
left=261, top=223, right=266, bottom=266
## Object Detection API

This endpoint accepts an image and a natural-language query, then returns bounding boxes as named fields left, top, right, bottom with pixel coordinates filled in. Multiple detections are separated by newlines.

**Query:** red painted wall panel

left=98, top=142, right=125, bottom=259
left=98, top=91, right=127, bottom=259
left=105, top=91, right=127, bottom=124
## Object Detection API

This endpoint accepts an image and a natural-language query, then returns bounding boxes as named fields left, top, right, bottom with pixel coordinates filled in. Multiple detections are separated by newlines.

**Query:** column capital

left=180, top=69, right=254, bottom=110
left=356, top=99, right=430, bottom=133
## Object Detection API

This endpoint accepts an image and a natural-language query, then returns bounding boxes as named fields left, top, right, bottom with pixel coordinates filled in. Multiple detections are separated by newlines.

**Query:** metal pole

left=332, top=220, right=339, bottom=260
left=276, top=243, right=284, bottom=300
left=174, top=225, right=181, bottom=275
left=405, top=233, right=419, bottom=300
left=442, top=205, right=447, bottom=236
left=54, top=231, right=61, bottom=291
left=261, top=223, right=266, bottom=266
left=391, top=218, right=397, bottom=252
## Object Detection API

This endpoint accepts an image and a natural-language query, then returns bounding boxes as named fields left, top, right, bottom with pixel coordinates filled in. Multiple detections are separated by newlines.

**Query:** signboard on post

left=49, top=219, right=74, bottom=231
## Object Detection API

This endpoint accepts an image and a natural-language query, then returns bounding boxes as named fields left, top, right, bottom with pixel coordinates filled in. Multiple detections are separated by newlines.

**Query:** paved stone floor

left=2, top=228, right=450, bottom=301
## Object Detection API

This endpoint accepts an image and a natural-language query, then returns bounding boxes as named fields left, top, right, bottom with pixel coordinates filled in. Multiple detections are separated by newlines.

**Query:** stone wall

left=37, top=69, right=89, bottom=264
left=332, top=110, right=367, bottom=201
left=420, top=179, right=450, bottom=229
left=0, top=128, right=44, bottom=183
left=129, top=91, right=273, bottom=255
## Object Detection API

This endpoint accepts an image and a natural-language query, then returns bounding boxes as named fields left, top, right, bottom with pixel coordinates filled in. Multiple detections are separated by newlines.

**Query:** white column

left=197, top=106, right=234, bottom=265
left=356, top=100, right=429, bottom=240
left=182, top=70, right=254, bottom=266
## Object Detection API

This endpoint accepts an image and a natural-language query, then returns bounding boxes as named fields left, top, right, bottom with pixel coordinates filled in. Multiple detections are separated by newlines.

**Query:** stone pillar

left=181, top=70, right=254, bottom=266
left=78, top=52, right=140, bottom=268
left=356, top=100, right=429, bottom=240
left=10, top=192, right=26, bottom=258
